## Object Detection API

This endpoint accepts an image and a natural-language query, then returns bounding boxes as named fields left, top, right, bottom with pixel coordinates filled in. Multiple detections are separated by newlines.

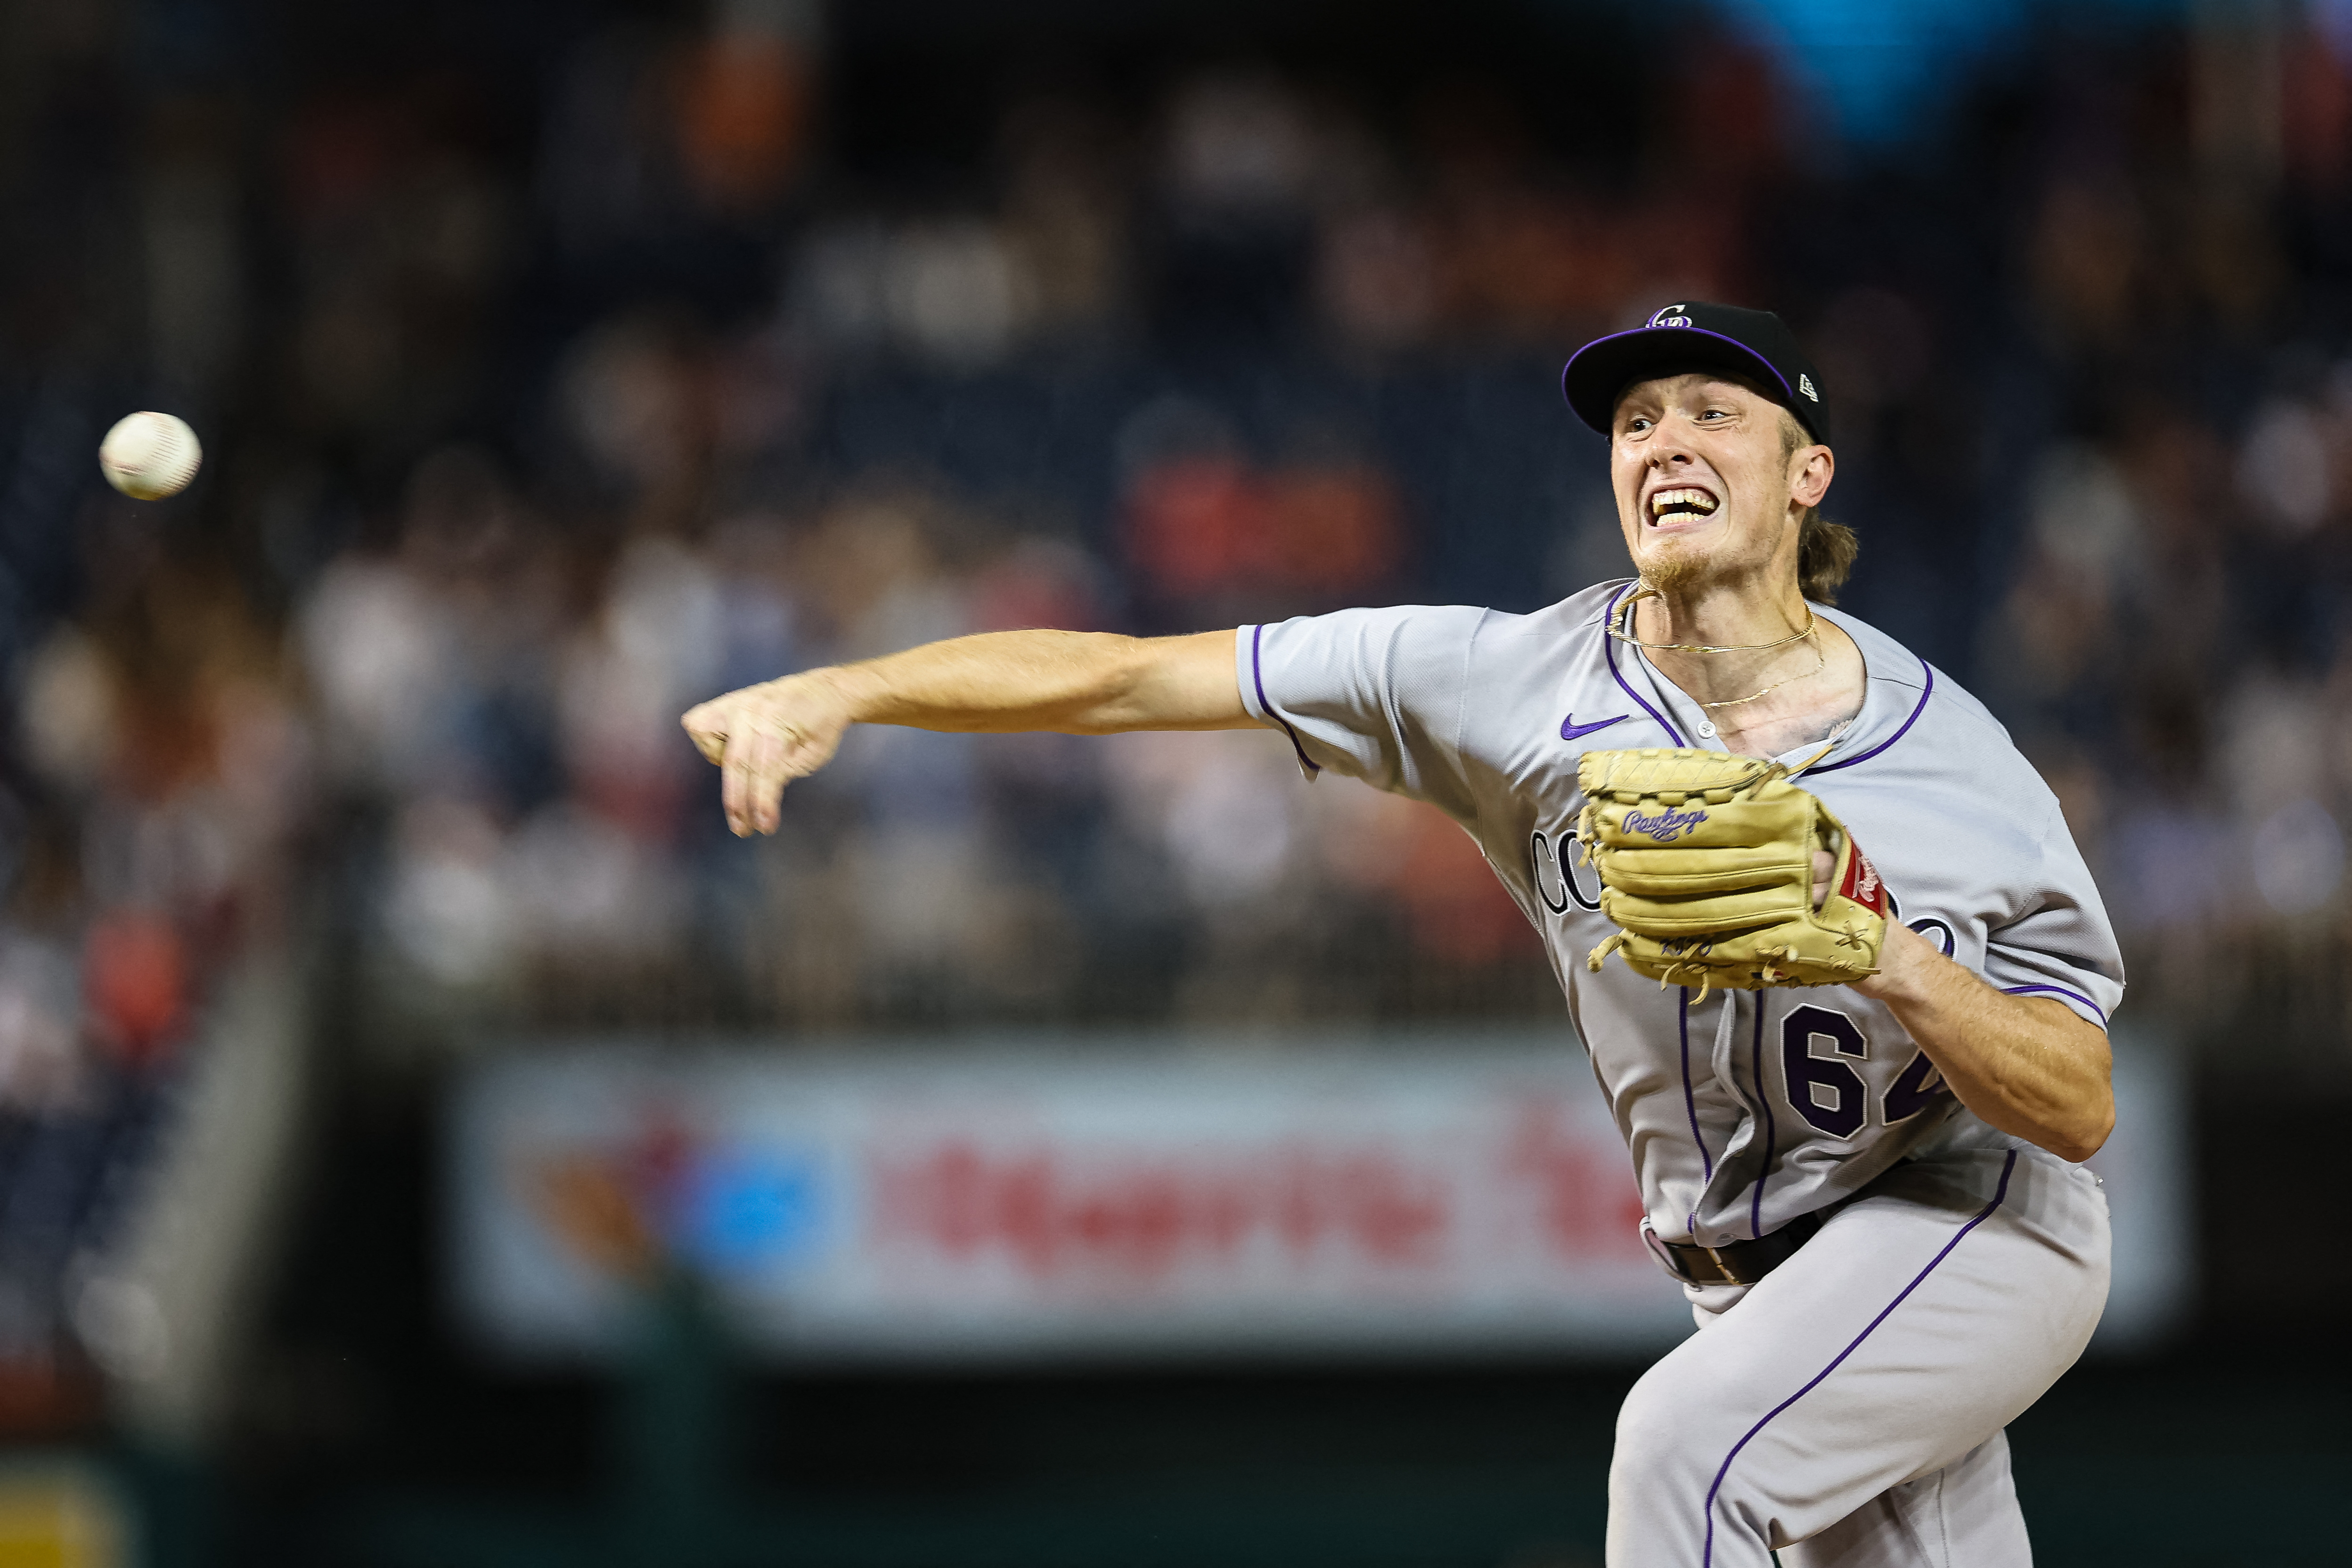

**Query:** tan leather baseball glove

left=1575, top=747, right=1888, bottom=994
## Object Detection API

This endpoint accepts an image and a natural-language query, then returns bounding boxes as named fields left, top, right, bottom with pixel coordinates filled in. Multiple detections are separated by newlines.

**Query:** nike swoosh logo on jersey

left=1560, top=713, right=1629, bottom=742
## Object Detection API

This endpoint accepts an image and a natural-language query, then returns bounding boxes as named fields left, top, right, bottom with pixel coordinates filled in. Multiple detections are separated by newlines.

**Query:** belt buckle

left=1642, top=1221, right=1732, bottom=1286
left=1640, top=1219, right=1698, bottom=1284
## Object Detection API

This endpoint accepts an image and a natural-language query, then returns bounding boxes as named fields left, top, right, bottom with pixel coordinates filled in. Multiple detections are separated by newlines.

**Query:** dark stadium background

left=0, top=0, right=2346, bottom=1562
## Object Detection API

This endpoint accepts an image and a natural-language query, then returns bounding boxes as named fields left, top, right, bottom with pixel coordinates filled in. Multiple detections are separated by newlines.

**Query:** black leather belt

left=1649, top=1210, right=1825, bottom=1286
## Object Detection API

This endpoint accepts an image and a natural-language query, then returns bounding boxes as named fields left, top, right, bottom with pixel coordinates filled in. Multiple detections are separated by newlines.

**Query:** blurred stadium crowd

left=6, top=0, right=2352, bottom=1427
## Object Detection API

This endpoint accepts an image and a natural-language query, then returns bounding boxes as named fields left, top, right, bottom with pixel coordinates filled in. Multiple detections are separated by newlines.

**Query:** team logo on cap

left=1648, top=304, right=1692, bottom=328
left=1799, top=373, right=1819, bottom=401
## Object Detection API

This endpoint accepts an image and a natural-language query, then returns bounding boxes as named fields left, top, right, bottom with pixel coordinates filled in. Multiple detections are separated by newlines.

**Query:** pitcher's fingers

left=681, top=699, right=733, bottom=766
left=719, top=738, right=749, bottom=834
left=685, top=718, right=728, bottom=767
left=746, top=721, right=805, bottom=834
left=777, top=724, right=836, bottom=783
left=1810, top=847, right=1835, bottom=909
left=749, top=753, right=792, bottom=834
left=721, top=723, right=780, bottom=835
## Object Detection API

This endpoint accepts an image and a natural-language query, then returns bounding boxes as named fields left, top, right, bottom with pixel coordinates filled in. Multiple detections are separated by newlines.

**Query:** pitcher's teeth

left=1650, top=488, right=1718, bottom=516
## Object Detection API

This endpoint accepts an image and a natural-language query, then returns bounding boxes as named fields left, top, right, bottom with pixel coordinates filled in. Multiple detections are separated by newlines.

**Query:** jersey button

left=1696, top=721, right=1717, bottom=737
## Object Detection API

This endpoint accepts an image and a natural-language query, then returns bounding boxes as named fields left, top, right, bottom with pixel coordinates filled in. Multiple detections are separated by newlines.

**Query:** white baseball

left=98, top=411, right=203, bottom=500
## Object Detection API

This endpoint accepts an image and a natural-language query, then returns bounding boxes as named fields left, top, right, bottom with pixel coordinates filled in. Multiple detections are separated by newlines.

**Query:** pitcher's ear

left=1790, top=441, right=1834, bottom=509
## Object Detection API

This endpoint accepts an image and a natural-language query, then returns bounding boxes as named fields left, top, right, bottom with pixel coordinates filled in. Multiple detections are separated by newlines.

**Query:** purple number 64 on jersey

left=1781, top=1004, right=1952, bottom=1138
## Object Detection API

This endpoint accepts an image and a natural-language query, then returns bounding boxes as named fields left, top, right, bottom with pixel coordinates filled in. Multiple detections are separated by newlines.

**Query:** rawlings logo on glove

left=1622, top=805, right=1710, bottom=842
left=1575, top=747, right=1887, bottom=994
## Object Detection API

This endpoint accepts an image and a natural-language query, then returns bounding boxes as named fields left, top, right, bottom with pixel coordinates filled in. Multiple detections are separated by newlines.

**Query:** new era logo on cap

left=1799, top=373, right=1818, bottom=401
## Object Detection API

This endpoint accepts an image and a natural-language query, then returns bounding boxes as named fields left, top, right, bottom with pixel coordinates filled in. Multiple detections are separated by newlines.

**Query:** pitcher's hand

left=682, top=672, right=855, bottom=836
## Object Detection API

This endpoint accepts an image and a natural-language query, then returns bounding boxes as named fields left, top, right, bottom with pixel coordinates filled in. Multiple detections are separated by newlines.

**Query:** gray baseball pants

left=1606, top=1144, right=2111, bottom=1567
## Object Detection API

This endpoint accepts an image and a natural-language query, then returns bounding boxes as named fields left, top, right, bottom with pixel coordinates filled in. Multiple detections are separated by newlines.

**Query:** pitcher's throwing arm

left=681, top=629, right=1249, bottom=837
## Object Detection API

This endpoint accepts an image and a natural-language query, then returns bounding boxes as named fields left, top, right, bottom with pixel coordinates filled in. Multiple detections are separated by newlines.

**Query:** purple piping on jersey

left=1699, top=1149, right=2018, bottom=1568
left=1748, top=1000, right=1775, bottom=1241
left=1601, top=584, right=1690, bottom=746
left=2002, top=983, right=2108, bottom=1026
left=1807, top=658, right=1934, bottom=775
left=1249, top=624, right=1321, bottom=776
left=1680, top=988, right=1714, bottom=1184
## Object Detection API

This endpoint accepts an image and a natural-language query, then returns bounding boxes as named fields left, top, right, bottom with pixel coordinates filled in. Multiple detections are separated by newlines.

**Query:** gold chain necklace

left=1608, top=585, right=1824, bottom=711
left=1691, top=637, right=1825, bottom=710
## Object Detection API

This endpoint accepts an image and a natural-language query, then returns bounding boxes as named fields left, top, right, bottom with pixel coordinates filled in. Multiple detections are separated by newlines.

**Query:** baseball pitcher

left=683, top=302, right=2120, bottom=1567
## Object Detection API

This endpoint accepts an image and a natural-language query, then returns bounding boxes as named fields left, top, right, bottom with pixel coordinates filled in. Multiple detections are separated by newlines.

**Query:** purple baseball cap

left=1562, top=301, right=1832, bottom=444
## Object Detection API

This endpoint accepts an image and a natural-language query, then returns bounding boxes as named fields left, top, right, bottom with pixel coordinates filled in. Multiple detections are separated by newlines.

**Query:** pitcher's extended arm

left=681, top=629, right=1249, bottom=836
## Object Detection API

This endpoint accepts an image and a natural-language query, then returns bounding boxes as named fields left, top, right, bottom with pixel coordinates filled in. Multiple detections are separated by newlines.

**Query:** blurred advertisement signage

left=450, top=1031, right=2187, bottom=1362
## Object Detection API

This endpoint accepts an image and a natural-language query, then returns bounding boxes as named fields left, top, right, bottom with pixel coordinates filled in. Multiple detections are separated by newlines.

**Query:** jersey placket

left=1692, top=989, right=1784, bottom=1246
left=1682, top=989, right=1755, bottom=1245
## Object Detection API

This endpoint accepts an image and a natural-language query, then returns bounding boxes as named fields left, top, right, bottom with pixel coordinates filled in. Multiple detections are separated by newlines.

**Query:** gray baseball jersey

left=1241, top=583, right=2126, bottom=1561
left=1235, top=578, right=2123, bottom=1253
left=1237, top=579, right=2122, bottom=1565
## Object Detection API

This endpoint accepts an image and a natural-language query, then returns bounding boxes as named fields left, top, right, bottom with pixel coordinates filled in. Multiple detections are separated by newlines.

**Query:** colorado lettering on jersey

left=1529, top=824, right=1599, bottom=915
